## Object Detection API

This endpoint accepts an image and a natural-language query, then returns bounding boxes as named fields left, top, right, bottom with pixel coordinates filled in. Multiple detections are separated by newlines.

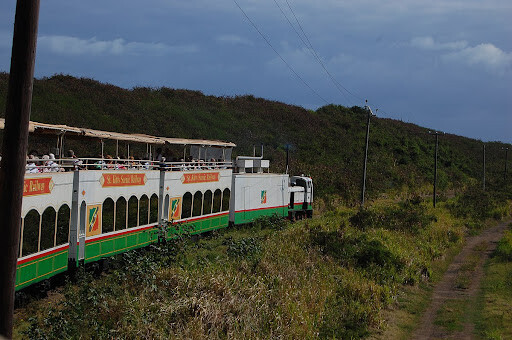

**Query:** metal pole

left=361, top=102, right=373, bottom=207
left=0, top=1, right=40, bottom=337
left=482, top=144, right=486, bottom=191
left=433, top=133, right=439, bottom=207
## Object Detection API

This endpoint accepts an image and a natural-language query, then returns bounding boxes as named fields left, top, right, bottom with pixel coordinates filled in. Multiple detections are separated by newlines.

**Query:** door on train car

left=79, top=202, right=86, bottom=261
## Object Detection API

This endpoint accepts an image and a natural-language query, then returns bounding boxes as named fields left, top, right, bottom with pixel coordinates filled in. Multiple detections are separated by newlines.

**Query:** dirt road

left=412, top=220, right=510, bottom=340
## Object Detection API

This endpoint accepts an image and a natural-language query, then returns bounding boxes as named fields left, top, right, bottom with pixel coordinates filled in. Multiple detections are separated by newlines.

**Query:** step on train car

left=0, top=119, right=313, bottom=291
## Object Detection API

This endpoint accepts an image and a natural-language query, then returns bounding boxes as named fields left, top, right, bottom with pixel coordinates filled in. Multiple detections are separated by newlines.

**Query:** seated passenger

left=128, top=156, right=139, bottom=169
left=26, top=155, right=39, bottom=173
left=65, top=149, right=83, bottom=171
left=105, top=155, right=114, bottom=169
left=47, top=153, right=63, bottom=172
left=116, top=157, right=126, bottom=170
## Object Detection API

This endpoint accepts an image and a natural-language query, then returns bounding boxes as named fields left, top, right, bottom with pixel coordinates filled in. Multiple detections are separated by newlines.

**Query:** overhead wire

left=274, top=0, right=353, bottom=106
left=284, top=0, right=403, bottom=116
left=233, top=0, right=329, bottom=105
left=282, top=0, right=365, bottom=106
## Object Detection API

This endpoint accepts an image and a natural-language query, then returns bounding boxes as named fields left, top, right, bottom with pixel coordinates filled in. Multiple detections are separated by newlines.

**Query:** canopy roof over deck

left=0, top=118, right=236, bottom=148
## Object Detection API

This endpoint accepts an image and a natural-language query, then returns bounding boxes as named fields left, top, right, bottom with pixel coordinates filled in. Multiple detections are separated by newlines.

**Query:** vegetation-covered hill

left=0, top=73, right=510, bottom=201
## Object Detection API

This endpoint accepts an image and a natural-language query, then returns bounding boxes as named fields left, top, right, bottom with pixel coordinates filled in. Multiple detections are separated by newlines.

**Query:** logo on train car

left=86, top=204, right=102, bottom=237
left=23, top=177, right=54, bottom=197
left=261, top=190, right=267, bottom=204
left=100, top=173, right=147, bottom=187
left=181, top=172, right=219, bottom=184
left=169, top=197, right=182, bottom=220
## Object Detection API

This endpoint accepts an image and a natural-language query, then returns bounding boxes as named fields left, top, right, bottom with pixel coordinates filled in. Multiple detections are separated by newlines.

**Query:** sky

left=1, top=0, right=511, bottom=144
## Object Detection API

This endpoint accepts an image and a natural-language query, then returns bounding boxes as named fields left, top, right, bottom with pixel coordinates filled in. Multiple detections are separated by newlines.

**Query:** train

left=3, top=119, right=314, bottom=291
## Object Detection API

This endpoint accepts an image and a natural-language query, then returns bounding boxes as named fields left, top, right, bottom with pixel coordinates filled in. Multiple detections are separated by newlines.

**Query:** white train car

left=5, top=119, right=313, bottom=292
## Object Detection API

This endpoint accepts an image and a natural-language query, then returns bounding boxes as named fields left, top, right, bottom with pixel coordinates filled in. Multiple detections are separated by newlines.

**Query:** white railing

left=24, top=157, right=233, bottom=173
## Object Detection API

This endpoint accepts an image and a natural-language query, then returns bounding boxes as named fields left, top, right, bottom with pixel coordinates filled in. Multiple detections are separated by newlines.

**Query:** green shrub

left=349, top=199, right=434, bottom=234
left=494, top=230, right=512, bottom=262
left=447, top=186, right=505, bottom=221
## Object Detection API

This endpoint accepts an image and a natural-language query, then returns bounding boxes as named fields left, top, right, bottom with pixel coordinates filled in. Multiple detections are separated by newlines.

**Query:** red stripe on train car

left=177, top=211, right=229, bottom=224
left=17, top=244, right=69, bottom=265
left=85, top=224, right=157, bottom=244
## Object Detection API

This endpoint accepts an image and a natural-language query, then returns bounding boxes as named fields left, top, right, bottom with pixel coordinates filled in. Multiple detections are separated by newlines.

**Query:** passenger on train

left=128, top=156, right=139, bottom=169
left=116, top=157, right=127, bottom=170
left=48, top=153, right=63, bottom=172
left=26, top=155, right=39, bottom=173
left=65, top=149, right=83, bottom=171
left=155, top=148, right=163, bottom=162
left=105, top=155, right=115, bottom=169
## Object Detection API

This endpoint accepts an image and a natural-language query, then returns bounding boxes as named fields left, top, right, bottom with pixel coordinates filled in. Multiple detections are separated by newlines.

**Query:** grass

left=13, top=198, right=509, bottom=339
left=434, top=299, right=467, bottom=332
left=474, top=225, right=512, bottom=339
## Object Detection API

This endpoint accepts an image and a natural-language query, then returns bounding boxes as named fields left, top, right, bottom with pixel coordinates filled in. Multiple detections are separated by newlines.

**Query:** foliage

left=349, top=197, right=435, bottom=234
left=15, top=199, right=472, bottom=339
left=494, top=228, right=512, bottom=262
left=447, top=186, right=508, bottom=221
left=1, top=73, right=510, bottom=203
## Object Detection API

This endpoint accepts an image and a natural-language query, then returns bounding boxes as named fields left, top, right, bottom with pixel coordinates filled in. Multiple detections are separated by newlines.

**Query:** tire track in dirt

left=412, top=220, right=510, bottom=340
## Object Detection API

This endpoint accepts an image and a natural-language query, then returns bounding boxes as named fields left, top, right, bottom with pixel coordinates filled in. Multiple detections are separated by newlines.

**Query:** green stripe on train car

left=15, top=249, right=69, bottom=291
left=84, top=228, right=158, bottom=264
left=234, top=206, right=287, bottom=225
left=166, top=214, right=230, bottom=240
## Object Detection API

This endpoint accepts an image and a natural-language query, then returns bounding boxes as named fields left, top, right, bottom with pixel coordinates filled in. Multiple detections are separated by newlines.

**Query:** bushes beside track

left=16, top=197, right=474, bottom=339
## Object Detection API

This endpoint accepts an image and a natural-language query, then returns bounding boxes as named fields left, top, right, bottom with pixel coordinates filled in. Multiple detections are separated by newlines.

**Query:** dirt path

left=412, top=220, right=510, bottom=340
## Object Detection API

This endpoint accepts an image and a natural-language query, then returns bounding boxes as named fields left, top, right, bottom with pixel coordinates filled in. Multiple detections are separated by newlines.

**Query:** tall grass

left=16, top=196, right=485, bottom=339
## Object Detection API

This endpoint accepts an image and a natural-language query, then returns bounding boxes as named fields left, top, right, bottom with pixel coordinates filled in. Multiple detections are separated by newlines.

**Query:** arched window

left=182, top=192, right=192, bottom=218
left=115, top=197, right=127, bottom=230
left=203, top=190, right=213, bottom=215
left=139, top=195, right=149, bottom=226
left=102, top=198, right=115, bottom=233
left=40, top=207, right=56, bottom=251
left=128, top=196, right=138, bottom=228
left=22, top=209, right=40, bottom=257
left=56, top=204, right=70, bottom=245
left=222, top=188, right=230, bottom=212
left=212, top=189, right=222, bottom=213
left=192, top=191, right=203, bottom=217
left=150, top=194, right=159, bottom=224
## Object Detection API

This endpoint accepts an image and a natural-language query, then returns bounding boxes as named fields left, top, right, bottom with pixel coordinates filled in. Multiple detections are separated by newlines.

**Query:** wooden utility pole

left=0, top=0, right=40, bottom=337
left=361, top=101, right=375, bottom=207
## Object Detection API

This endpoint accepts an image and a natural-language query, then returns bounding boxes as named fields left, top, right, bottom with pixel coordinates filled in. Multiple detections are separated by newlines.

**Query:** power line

left=282, top=0, right=365, bottom=105
left=233, top=0, right=329, bottom=105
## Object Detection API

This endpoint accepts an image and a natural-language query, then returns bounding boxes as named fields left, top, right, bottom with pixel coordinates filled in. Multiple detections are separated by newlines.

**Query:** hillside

left=0, top=73, right=510, bottom=201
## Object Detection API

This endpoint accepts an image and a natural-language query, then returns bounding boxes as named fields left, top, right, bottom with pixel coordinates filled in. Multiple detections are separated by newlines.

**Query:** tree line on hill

left=0, top=72, right=510, bottom=203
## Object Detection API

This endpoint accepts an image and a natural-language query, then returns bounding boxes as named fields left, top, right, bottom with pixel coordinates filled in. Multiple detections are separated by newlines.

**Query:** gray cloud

left=37, top=35, right=199, bottom=56
left=443, top=43, right=512, bottom=72
left=215, top=34, right=253, bottom=45
left=410, top=36, right=468, bottom=51
left=410, top=36, right=511, bottom=73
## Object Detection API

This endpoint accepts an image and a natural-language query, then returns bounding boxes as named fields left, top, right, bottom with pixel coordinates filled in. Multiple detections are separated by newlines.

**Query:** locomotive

left=3, top=119, right=313, bottom=291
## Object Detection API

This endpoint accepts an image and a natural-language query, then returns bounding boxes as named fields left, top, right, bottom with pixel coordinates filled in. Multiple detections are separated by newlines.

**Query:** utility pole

left=0, top=1, right=40, bottom=337
left=361, top=100, right=375, bottom=207
left=429, top=131, right=443, bottom=208
left=482, top=144, right=486, bottom=191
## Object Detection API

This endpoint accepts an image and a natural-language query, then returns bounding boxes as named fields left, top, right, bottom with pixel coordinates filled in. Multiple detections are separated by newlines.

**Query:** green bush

left=447, top=186, right=505, bottom=221
left=349, top=198, right=435, bottom=234
left=494, top=230, right=512, bottom=262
